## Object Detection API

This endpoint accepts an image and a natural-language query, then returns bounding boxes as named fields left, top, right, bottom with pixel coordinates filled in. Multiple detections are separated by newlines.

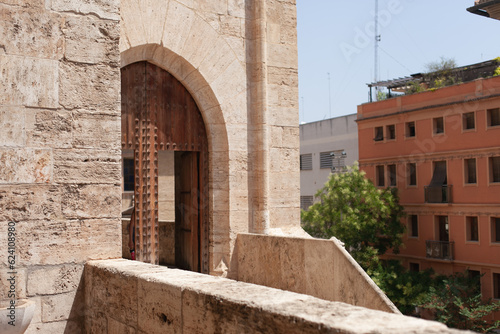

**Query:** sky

left=297, top=0, right=500, bottom=123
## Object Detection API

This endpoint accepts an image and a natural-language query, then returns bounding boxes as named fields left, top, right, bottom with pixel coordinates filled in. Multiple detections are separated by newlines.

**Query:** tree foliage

left=301, top=164, right=406, bottom=269
left=369, top=260, right=434, bottom=316
left=420, top=271, right=500, bottom=333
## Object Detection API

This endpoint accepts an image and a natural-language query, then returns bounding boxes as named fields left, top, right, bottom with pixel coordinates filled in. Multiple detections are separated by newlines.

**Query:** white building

left=300, top=114, right=359, bottom=210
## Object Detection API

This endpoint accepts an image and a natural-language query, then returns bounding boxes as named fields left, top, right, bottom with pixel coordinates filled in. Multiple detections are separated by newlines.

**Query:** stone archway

left=120, top=44, right=233, bottom=275
left=121, top=61, right=209, bottom=273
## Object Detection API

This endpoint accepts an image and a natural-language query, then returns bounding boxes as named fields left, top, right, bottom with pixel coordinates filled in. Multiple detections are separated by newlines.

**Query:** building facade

left=299, top=114, right=359, bottom=211
left=357, top=75, right=500, bottom=306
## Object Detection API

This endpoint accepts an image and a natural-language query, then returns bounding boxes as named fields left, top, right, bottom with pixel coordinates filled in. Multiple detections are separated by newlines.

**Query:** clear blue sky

left=297, top=0, right=500, bottom=123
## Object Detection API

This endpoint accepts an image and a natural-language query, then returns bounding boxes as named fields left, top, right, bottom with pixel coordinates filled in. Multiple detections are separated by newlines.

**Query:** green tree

left=301, top=163, right=406, bottom=269
left=368, top=260, right=434, bottom=315
left=420, top=270, right=500, bottom=333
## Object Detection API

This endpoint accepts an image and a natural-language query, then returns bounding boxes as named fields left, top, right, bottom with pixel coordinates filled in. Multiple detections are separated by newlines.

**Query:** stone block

left=25, top=109, right=73, bottom=149
left=53, top=149, right=120, bottom=184
left=61, top=184, right=121, bottom=219
left=72, top=112, right=121, bottom=149
left=0, top=185, right=62, bottom=222
left=161, top=2, right=196, bottom=55
left=137, top=277, right=182, bottom=334
left=26, top=319, right=82, bottom=334
left=0, top=267, right=27, bottom=299
left=227, top=0, right=245, bottom=18
left=0, top=148, right=52, bottom=184
left=58, top=62, right=120, bottom=110
left=194, top=37, right=235, bottom=88
left=267, top=66, right=298, bottom=87
left=0, top=107, right=25, bottom=147
left=108, top=317, right=135, bottom=334
left=138, top=0, right=169, bottom=44
left=180, top=17, right=220, bottom=69
left=50, top=0, right=120, bottom=21
left=41, top=290, right=78, bottom=322
left=0, top=4, right=63, bottom=59
left=0, top=219, right=121, bottom=266
left=0, top=55, right=58, bottom=108
left=63, top=14, right=119, bottom=65
left=1, top=0, right=44, bottom=6
left=220, top=15, right=242, bottom=37
left=267, top=43, right=298, bottom=69
left=27, top=264, right=83, bottom=296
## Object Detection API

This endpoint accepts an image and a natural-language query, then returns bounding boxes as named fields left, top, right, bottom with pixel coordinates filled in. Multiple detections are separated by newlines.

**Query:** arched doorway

left=121, top=61, right=209, bottom=273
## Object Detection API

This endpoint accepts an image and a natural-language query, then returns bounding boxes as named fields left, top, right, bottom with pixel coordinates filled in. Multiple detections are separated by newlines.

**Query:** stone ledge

left=85, top=259, right=471, bottom=334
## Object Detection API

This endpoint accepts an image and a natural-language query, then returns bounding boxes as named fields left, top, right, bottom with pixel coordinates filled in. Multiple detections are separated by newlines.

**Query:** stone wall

left=85, top=259, right=471, bottom=334
left=236, top=233, right=399, bottom=313
left=0, top=1, right=121, bottom=332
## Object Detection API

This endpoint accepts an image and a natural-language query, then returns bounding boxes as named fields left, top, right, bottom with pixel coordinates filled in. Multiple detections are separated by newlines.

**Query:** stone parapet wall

left=235, top=233, right=399, bottom=313
left=0, top=1, right=121, bottom=332
left=85, top=259, right=471, bottom=334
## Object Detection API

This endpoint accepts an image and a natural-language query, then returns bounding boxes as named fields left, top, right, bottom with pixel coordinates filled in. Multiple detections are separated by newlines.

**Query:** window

left=463, top=112, right=475, bottom=130
left=387, top=164, right=397, bottom=187
left=319, top=152, right=332, bottom=169
left=376, top=165, right=385, bottom=187
left=433, top=117, right=444, bottom=134
left=494, top=273, right=500, bottom=299
left=386, top=124, right=396, bottom=140
left=409, top=215, right=418, bottom=238
left=492, top=217, right=500, bottom=243
left=467, top=270, right=481, bottom=293
left=300, top=154, right=312, bottom=170
left=490, top=157, right=500, bottom=183
left=300, top=196, right=314, bottom=211
left=409, top=263, right=420, bottom=272
left=407, top=162, right=417, bottom=186
left=488, top=108, right=500, bottom=127
left=405, top=121, right=416, bottom=137
left=466, top=216, right=479, bottom=242
left=464, top=158, right=477, bottom=184
left=123, top=158, right=135, bottom=191
left=374, top=126, right=384, bottom=141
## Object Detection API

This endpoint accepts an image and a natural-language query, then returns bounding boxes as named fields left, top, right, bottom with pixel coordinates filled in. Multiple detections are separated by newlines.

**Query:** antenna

left=374, top=0, right=381, bottom=99
left=327, top=72, right=331, bottom=119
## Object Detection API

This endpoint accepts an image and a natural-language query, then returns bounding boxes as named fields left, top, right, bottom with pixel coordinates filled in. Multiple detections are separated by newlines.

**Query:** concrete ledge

left=85, top=259, right=471, bottom=334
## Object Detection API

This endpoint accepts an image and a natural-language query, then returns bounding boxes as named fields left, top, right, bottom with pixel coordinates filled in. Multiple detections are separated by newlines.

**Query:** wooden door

left=121, top=61, right=208, bottom=272
left=175, top=152, right=200, bottom=271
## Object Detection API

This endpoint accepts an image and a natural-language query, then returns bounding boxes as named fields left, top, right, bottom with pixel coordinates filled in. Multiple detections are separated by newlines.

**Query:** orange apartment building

left=357, top=68, right=500, bottom=304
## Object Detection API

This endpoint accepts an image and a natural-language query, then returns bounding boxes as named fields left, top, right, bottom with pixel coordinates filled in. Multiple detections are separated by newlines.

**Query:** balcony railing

left=426, top=240, right=454, bottom=260
left=424, top=185, right=452, bottom=203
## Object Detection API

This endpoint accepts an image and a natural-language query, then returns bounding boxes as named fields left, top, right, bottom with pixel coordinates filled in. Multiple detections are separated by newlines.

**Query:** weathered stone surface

left=63, top=14, right=119, bottom=65
left=0, top=185, right=62, bottom=221
left=108, top=317, right=135, bottom=334
left=27, top=264, right=83, bottom=296
left=41, top=290, right=77, bottom=322
left=54, top=149, right=120, bottom=184
left=25, top=109, right=73, bottom=149
left=86, top=259, right=471, bottom=334
left=26, top=319, right=82, bottom=334
left=61, top=184, right=121, bottom=219
left=58, top=62, right=120, bottom=110
left=0, top=107, right=25, bottom=146
left=0, top=219, right=121, bottom=266
left=1, top=0, right=44, bottom=6
left=72, top=112, right=121, bottom=149
left=0, top=4, right=63, bottom=59
left=0, top=148, right=52, bottom=184
left=50, top=0, right=120, bottom=21
left=0, top=55, right=58, bottom=108
left=0, top=267, right=27, bottom=299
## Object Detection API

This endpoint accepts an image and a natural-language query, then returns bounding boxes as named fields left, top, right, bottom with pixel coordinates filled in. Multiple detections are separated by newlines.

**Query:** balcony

left=424, top=185, right=452, bottom=203
left=426, top=240, right=454, bottom=260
